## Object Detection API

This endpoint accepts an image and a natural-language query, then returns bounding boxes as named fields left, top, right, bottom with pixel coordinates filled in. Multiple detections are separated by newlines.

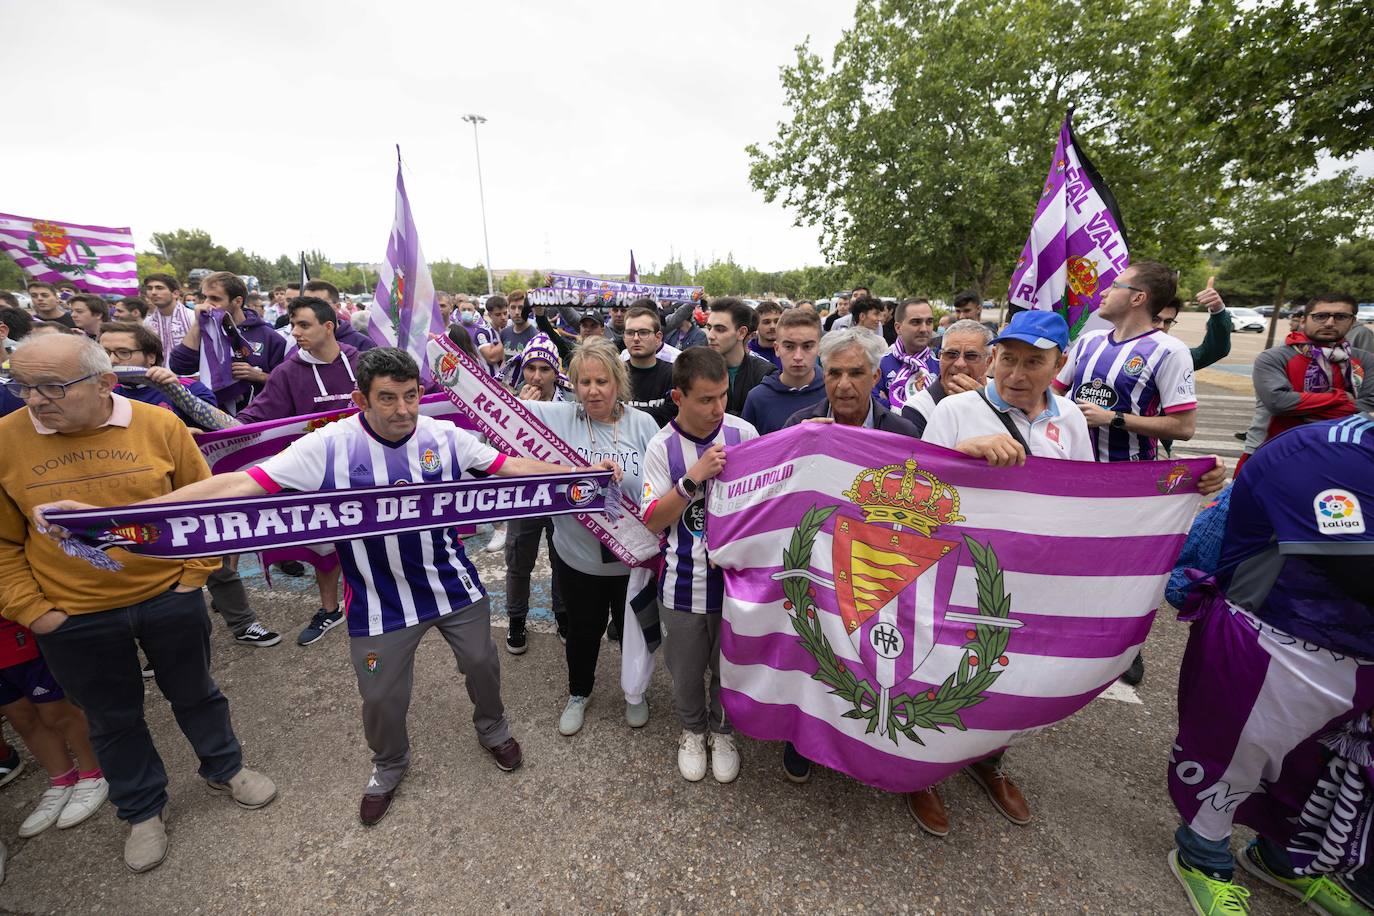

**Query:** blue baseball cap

left=992, top=310, right=1070, bottom=351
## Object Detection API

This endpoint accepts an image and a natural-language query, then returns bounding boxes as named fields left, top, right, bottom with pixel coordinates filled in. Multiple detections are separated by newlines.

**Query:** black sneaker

left=0, top=746, right=24, bottom=789
left=506, top=618, right=528, bottom=655
left=275, top=560, right=307, bottom=577
left=782, top=742, right=812, bottom=784
left=234, top=622, right=282, bottom=647
left=297, top=608, right=343, bottom=646
left=1120, top=651, right=1145, bottom=686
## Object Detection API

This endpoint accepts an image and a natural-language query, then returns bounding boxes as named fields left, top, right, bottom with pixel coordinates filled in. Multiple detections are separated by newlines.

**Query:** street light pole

left=462, top=113, right=495, bottom=296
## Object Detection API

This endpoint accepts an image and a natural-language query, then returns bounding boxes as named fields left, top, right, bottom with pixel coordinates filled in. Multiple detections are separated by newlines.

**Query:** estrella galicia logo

left=567, top=479, right=599, bottom=508
left=1075, top=378, right=1117, bottom=409
left=684, top=499, right=706, bottom=538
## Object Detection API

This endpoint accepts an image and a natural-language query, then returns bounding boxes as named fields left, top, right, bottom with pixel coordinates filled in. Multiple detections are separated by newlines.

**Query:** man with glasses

left=0, top=333, right=276, bottom=873
left=900, top=319, right=992, bottom=435
left=623, top=305, right=677, bottom=427
left=1150, top=277, right=1232, bottom=371
left=880, top=298, right=940, bottom=409
left=1237, top=293, right=1374, bottom=474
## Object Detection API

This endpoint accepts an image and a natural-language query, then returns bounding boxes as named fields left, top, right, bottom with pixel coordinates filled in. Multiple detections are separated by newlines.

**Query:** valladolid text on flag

left=426, top=333, right=662, bottom=567
left=192, top=392, right=472, bottom=472
left=369, top=147, right=443, bottom=380
left=707, top=422, right=1209, bottom=794
left=527, top=272, right=704, bottom=307
left=45, top=470, right=611, bottom=566
left=1006, top=108, right=1130, bottom=339
left=0, top=212, right=138, bottom=296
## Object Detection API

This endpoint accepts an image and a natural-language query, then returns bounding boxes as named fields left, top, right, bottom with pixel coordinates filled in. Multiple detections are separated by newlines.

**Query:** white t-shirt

left=923, top=384, right=1093, bottom=461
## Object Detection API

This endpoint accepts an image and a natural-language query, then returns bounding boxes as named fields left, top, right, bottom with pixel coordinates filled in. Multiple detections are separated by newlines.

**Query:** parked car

left=1254, top=305, right=1274, bottom=317
left=1227, top=307, right=1267, bottom=333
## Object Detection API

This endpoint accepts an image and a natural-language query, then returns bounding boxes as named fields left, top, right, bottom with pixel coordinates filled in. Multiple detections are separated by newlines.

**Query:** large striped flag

left=0, top=212, right=138, bottom=296
left=369, top=147, right=442, bottom=380
left=1006, top=109, right=1129, bottom=339
left=707, top=423, right=1208, bottom=793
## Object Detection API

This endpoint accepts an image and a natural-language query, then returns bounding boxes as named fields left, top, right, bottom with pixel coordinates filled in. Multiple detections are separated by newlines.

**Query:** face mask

left=461, top=310, right=476, bottom=324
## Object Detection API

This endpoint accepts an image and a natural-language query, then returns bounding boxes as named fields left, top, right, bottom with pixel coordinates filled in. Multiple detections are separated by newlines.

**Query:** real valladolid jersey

left=1056, top=328, right=1196, bottom=462
left=249, top=414, right=505, bottom=637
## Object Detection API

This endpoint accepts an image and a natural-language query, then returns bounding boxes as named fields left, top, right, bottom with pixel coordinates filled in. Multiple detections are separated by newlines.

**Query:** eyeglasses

left=4, top=372, right=99, bottom=400
left=939, top=349, right=988, bottom=362
left=1308, top=311, right=1355, bottom=323
left=1110, top=280, right=1144, bottom=293
left=102, top=347, right=140, bottom=360
left=622, top=329, right=658, bottom=339
left=1153, top=317, right=1179, bottom=329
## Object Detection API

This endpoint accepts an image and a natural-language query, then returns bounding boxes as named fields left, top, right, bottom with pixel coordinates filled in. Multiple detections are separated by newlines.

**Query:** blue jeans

left=36, top=587, right=242, bottom=823
left=1177, top=825, right=1374, bottom=898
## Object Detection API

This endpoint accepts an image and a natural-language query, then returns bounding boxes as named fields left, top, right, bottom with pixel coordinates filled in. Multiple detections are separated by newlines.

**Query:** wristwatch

left=1110, top=411, right=1127, bottom=431
left=677, top=475, right=701, bottom=499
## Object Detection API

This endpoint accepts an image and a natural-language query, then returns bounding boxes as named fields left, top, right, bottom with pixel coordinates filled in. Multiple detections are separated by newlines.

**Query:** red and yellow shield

left=832, top=516, right=957, bottom=635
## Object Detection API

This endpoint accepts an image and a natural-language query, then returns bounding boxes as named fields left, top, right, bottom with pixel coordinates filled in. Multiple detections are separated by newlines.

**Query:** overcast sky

left=2, top=0, right=855, bottom=275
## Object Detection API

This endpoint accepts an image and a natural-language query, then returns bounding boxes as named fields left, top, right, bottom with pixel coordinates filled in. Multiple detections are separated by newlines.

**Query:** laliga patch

left=1314, top=490, right=1365, bottom=535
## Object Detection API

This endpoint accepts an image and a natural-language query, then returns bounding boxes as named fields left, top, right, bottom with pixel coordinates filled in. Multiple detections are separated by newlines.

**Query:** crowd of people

left=0, top=265, right=1370, bottom=916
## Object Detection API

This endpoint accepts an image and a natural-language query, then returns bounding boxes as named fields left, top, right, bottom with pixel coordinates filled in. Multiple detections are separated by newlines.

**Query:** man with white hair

left=783, top=327, right=920, bottom=435
left=901, top=319, right=994, bottom=436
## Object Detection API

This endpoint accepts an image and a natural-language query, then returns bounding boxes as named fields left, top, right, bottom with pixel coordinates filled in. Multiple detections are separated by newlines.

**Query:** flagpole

left=462, top=113, right=495, bottom=296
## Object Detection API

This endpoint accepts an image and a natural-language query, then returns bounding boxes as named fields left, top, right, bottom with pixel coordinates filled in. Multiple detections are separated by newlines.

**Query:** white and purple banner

left=1006, top=110, right=1129, bottom=339
left=369, top=148, right=443, bottom=382
left=707, top=423, right=1209, bottom=793
left=0, top=212, right=138, bottom=296
left=541, top=272, right=703, bottom=305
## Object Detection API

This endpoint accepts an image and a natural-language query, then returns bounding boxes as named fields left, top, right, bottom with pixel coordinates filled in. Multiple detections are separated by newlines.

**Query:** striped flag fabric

left=706, top=422, right=1209, bottom=793
left=369, top=147, right=442, bottom=380
left=1006, top=109, right=1130, bottom=339
left=0, top=212, right=138, bottom=296
left=628, top=250, right=638, bottom=283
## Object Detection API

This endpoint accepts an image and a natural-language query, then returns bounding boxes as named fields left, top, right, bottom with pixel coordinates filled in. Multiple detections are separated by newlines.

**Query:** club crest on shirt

left=420, top=448, right=441, bottom=473
left=1314, top=490, right=1365, bottom=535
left=1075, top=378, right=1117, bottom=409
left=1122, top=355, right=1146, bottom=377
left=365, top=652, right=379, bottom=673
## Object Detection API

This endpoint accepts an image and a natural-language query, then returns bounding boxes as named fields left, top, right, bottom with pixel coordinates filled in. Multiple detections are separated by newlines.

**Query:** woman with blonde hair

left=519, top=337, right=659, bottom=736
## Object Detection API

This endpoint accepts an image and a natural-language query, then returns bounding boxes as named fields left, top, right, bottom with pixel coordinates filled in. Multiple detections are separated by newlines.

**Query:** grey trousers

left=349, top=597, right=511, bottom=795
left=503, top=516, right=565, bottom=622
left=206, top=560, right=256, bottom=636
left=660, top=603, right=730, bottom=735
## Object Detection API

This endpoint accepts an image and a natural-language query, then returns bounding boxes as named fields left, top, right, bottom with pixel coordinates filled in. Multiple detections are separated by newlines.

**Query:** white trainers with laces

left=19, top=784, right=73, bottom=837
left=484, top=524, right=507, bottom=554
left=56, top=776, right=108, bottom=828
left=559, top=695, right=590, bottom=736
left=678, top=730, right=708, bottom=782
left=708, top=732, right=740, bottom=784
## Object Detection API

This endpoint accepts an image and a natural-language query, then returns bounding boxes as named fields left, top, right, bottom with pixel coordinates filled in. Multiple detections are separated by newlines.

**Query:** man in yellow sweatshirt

left=0, top=334, right=276, bottom=874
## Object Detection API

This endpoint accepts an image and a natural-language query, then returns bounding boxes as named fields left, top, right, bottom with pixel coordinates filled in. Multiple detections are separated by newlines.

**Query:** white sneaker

left=559, top=695, right=590, bottom=736
left=678, top=730, right=707, bottom=782
left=708, top=732, right=740, bottom=784
left=484, top=524, right=507, bottom=553
left=56, top=776, right=108, bottom=828
left=19, top=784, right=73, bottom=837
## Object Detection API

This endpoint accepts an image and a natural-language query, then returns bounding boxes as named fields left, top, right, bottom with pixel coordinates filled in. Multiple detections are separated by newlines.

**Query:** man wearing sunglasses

left=899, top=319, right=993, bottom=436
left=1237, top=293, right=1374, bottom=474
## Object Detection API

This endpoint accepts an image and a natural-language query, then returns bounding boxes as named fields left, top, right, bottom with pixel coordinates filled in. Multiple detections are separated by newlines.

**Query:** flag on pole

left=628, top=250, right=638, bottom=283
left=299, top=251, right=310, bottom=290
left=1006, top=109, right=1129, bottom=339
left=369, top=146, right=442, bottom=379
left=0, top=212, right=138, bottom=296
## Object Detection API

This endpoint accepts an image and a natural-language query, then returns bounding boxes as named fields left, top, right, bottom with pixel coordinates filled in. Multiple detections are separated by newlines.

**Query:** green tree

left=0, top=256, right=26, bottom=293
left=1326, top=239, right=1374, bottom=304
left=135, top=252, right=176, bottom=284
left=747, top=0, right=1222, bottom=299
left=1217, top=171, right=1374, bottom=347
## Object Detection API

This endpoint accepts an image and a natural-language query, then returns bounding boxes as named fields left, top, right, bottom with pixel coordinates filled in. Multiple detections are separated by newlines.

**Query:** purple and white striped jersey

left=469, top=321, right=500, bottom=376
left=641, top=415, right=758, bottom=613
left=1054, top=328, right=1196, bottom=462
left=249, top=413, right=506, bottom=637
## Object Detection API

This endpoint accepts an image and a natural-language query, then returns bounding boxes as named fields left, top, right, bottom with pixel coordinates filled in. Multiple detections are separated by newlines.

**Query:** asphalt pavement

left=0, top=321, right=1296, bottom=914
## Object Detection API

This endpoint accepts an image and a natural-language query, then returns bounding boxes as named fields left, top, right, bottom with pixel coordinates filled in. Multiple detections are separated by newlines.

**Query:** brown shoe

left=965, top=759, right=1031, bottom=825
left=905, top=787, right=949, bottom=837
left=359, top=791, right=395, bottom=827
left=485, top=737, right=523, bottom=772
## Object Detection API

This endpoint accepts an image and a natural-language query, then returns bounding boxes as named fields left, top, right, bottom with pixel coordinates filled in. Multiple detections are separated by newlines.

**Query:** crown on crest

left=842, top=458, right=965, bottom=536
left=33, top=220, right=69, bottom=258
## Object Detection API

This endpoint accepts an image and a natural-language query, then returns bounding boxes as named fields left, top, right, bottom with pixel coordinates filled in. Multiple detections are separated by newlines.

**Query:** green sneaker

left=1169, top=849, right=1252, bottom=914
left=1238, top=841, right=1371, bottom=915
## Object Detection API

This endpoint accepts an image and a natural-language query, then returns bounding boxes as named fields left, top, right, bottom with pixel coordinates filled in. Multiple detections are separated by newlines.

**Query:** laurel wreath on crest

left=781, top=505, right=1012, bottom=746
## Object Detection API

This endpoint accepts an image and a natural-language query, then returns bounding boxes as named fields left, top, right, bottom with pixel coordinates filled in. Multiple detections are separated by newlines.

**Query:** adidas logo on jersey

left=352, top=464, right=371, bottom=477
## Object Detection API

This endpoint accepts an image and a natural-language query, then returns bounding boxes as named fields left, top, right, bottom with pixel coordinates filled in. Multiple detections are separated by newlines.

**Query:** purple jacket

left=234, top=343, right=360, bottom=424
left=168, top=309, right=287, bottom=412
left=333, top=320, right=377, bottom=352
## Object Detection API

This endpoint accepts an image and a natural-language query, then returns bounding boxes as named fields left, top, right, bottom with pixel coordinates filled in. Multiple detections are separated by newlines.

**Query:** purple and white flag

left=0, top=212, right=138, bottom=296
left=628, top=250, right=639, bottom=283
left=541, top=272, right=703, bottom=305
left=1006, top=110, right=1129, bottom=339
left=707, top=423, right=1209, bottom=793
left=369, top=148, right=443, bottom=380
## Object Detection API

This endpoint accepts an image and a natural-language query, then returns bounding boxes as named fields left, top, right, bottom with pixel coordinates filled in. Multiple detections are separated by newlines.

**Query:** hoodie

left=742, top=371, right=827, bottom=435
left=333, top=320, right=377, bottom=353
left=168, top=308, right=287, bottom=412
left=234, top=342, right=360, bottom=424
